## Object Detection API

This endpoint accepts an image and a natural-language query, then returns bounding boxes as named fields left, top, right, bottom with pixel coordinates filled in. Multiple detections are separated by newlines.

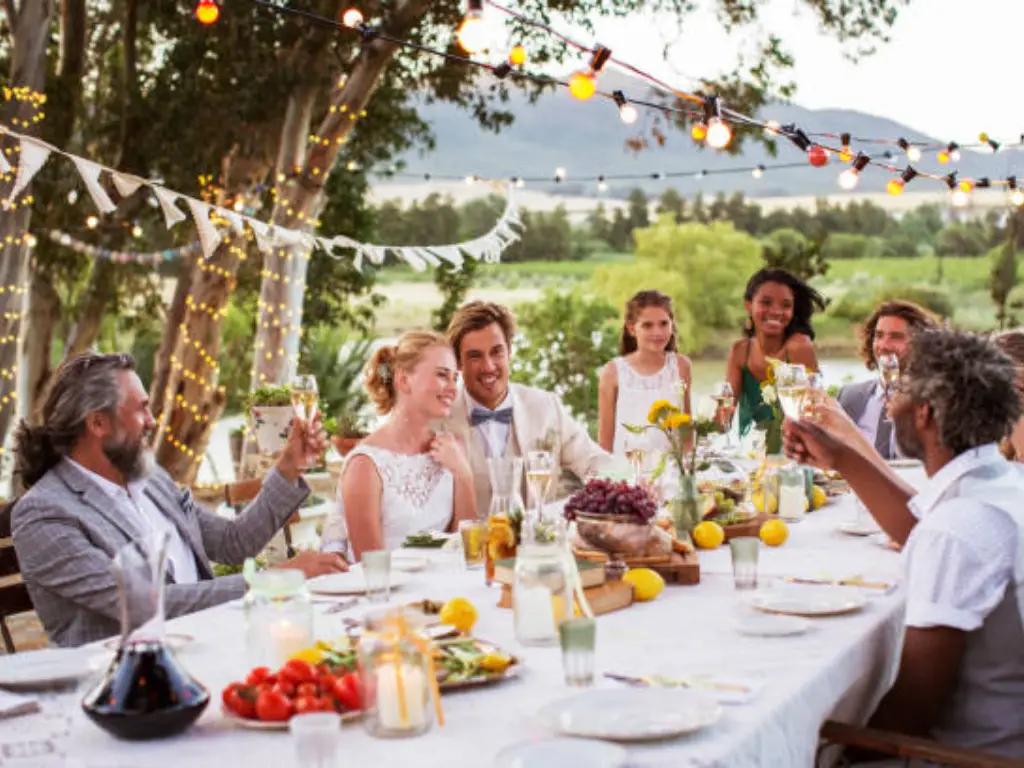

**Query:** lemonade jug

left=513, top=515, right=571, bottom=646
left=486, top=457, right=525, bottom=585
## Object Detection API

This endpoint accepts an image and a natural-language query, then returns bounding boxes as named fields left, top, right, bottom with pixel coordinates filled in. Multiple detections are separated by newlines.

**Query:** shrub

left=829, top=284, right=954, bottom=324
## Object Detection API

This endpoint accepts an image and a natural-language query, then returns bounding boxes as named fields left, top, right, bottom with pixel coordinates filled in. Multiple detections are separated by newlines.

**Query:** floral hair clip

left=377, top=361, right=392, bottom=382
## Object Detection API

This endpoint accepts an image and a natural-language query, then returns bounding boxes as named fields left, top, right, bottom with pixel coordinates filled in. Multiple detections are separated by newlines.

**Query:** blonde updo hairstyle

left=365, top=330, right=451, bottom=415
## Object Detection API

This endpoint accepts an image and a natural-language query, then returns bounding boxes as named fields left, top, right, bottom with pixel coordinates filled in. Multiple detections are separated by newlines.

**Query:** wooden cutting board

left=497, top=580, right=634, bottom=616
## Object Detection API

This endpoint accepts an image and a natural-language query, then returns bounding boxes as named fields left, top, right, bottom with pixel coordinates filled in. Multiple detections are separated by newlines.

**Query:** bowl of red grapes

left=564, top=479, right=657, bottom=524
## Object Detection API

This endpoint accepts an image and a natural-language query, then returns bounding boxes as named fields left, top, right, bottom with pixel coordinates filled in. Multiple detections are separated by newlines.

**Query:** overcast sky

left=564, top=0, right=1022, bottom=144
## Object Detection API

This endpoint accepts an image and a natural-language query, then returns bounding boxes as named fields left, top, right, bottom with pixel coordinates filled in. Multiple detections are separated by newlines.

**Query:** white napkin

left=0, top=689, right=40, bottom=719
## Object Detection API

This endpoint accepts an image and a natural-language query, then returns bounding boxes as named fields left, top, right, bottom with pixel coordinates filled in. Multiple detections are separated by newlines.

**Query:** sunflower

left=647, top=399, right=678, bottom=424
left=660, top=412, right=692, bottom=430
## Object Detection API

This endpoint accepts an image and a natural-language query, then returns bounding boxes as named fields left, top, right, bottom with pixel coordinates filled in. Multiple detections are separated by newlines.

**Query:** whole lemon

left=760, top=518, right=789, bottom=547
left=693, top=520, right=725, bottom=550
left=290, top=647, right=325, bottom=664
left=811, top=486, right=827, bottom=510
left=623, top=568, right=665, bottom=602
left=439, top=597, right=478, bottom=633
left=752, top=490, right=779, bottom=516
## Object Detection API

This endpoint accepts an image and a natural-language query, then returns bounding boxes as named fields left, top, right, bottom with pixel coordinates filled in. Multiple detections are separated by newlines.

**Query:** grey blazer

left=11, top=459, right=308, bottom=648
left=837, top=378, right=896, bottom=460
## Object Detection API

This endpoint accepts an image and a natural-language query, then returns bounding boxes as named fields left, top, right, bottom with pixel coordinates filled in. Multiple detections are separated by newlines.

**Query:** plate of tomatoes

left=221, top=658, right=363, bottom=730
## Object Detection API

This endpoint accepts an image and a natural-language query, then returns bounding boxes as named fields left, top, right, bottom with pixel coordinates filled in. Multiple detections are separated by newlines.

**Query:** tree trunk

left=0, top=0, right=57, bottom=451
left=150, top=252, right=195, bottom=424
left=22, top=266, right=60, bottom=422
left=251, top=11, right=427, bottom=387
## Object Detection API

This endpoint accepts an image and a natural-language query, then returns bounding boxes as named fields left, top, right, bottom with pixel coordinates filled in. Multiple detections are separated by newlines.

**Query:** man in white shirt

left=444, top=301, right=613, bottom=513
left=837, top=300, right=938, bottom=459
left=11, top=353, right=347, bottom=647
left=784, top=329, right=1024, bottom=760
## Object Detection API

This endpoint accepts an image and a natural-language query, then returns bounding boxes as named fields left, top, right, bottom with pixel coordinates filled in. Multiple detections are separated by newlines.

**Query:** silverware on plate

left=604, top=673, right=750, bottom=694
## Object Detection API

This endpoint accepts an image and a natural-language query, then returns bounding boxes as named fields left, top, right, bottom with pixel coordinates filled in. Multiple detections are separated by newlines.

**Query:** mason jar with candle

left=777, top=465, right=808, bottom=522
left=358, top=612, right=435, bottom=738
left=244, top=568, right=314, bottom=669
left=513, top=516, right=572, bottom=647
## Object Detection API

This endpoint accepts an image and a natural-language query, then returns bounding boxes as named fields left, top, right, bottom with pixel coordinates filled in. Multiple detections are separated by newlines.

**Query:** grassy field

left=373, top=253, right=999, bottom=347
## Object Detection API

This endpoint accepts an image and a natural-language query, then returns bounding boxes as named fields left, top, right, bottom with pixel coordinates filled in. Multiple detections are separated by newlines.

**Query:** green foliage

left=937, top=222, right=991, bottom=258
left=432, top=259, right=479, bottom=333
left=219, top=300, right=257, bottom=415
left=989, top=221, right=1018, bottom=330
left=820, top=233, right=884, bottom=261
left=510, top=290, right=619, bottom=434
left=761, top=228, right=829, bottom=282
left=829, top=284, right=954, bottom=324
left=592, top=221, right=762, bottom=351
left=298, top=325, right=373, bottom=429
left=244, top=385, right=292, bottom=413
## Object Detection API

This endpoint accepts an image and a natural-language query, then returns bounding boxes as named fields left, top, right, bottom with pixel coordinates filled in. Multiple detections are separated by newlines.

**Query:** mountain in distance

left=385, top=69, right=1021, bottom=201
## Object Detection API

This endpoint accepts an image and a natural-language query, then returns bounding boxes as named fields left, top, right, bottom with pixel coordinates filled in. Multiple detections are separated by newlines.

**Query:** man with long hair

left=11, top=353, right=346, bottom=647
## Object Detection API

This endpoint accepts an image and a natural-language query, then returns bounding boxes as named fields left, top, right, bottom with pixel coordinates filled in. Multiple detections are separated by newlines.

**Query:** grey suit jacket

left=12, top=459, right=308, bottom=648
left=837, top=378, right=895, bottom=460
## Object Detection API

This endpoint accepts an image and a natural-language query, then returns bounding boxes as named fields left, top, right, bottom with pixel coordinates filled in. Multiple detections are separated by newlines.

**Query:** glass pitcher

left=82, top=533, right=209, bottom=740
left=513, top=515, right=572, bottom=646
left=485, top=457, right=525, bottom=586
left=243, top=564, right=314, bottom=669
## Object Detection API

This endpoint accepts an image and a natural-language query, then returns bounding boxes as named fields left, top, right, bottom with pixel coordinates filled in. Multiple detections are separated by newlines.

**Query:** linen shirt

left=466, top=390, right=512, bottom=459
left=68, top=459, right=199, bottom=584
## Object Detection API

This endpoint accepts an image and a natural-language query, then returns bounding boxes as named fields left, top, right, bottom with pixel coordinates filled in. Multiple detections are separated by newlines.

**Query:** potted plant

left=330, top=412, right=368, bottom=457
left=244, top=385, right=293, bottom=455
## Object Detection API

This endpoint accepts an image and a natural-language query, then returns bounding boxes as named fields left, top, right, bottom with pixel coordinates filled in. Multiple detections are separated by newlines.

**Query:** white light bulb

left=554, top=167, right=566, bottom=181
left=597, top=180, right=608, bottom=193
left=346, top=160, right=360, bottom=171
left=1010, top=189, right=1024, bottom=207
left=341, top=8, right=364, bottom=28
left=132, top=225, right=143, bottom=238
left=705, top=117, right=732, bottom=150
left=24, top=234, right=37, bottom=248
left=618, top=104, right=638, bottom=125
left=950, top=149, right=962, bottom=162
left=951, top=188, right=969, bottom=208
left=464, top=175, right=476, bottom=186
left=233, top=199, right=245, bottom=213
left=86, top=215, right=99, bottom=229
left=839, top=169, right=860, bottom=190
left=456, top=12, right=489, bottom=54
left=752, top=167, right=764, bottom=179
left=515, top=178, right=525, bottom=189
left=67, top=190, right=79, bottom=204
left=906, top=146, right=922, bottom=162
left=764, top=120, right=781, bottom=136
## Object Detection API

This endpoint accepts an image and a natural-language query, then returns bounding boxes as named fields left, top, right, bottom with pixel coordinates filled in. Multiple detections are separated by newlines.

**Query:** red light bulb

left=807, top=145, right=829, bottom=168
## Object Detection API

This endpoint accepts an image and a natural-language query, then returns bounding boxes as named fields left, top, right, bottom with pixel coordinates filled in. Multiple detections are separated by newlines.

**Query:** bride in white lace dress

left=320, top=331, right=478, bottom=561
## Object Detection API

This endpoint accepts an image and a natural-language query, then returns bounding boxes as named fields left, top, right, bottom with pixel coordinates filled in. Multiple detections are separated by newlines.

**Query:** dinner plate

left=748, top=587, right=867, bottom=617
left=538, top=688, right=722, bottom=742
left=0, top=648, right=93, bottom=691
left=870, top=532, right=902, bottom=552
left=732, top=612, right=811, bottom=637
left=308, top=571, right=412, bottom=595
left=221, top=707, right=361, bottom=730
left=102, top=633, right=195, bottom=652
left=496, top=738, right=628, bottom=768
left=838, top=519, right=881, bottom=536
left=390, top=552, right=429, bottom=572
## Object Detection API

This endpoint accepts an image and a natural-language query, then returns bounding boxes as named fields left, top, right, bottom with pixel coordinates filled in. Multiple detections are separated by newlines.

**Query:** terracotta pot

left=331, top=434, right=365, bottom=457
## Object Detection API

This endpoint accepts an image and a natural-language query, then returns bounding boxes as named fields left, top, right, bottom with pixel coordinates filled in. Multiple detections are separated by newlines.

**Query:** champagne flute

left=878, top=354, right=900, bottom=399
left=290, top=374, right=319, bottom=467
left=775, top=364, right=810, bottom=421
left=801, top=372, right=826, bottom=423
left=711, top=381, right=736, bottom=451
left=525, top=450, right=556, bottom=520
left=623, top=431, right=647, bottom=486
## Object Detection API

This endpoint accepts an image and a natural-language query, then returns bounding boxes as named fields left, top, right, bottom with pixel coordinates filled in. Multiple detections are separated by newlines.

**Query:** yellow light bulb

left=195, top=0, right=219, bottom=25
left=958, top=180, right=974, bottom=193
left=937, top=151, right=950, bottom=164
left=887, top=179, right=904, bottom=196
left=568, top=71, right=596, bottom=101
left=509, top=45, right=527, bottom=67
left=705, top=117, right=732, bottom=150
left=456, top=13, right=489, bottom=54
left=86, top=215, right=99, bottom=229
left=691, top=123, right=707, bottom=142
left=840, top=147, right=853, bottom=163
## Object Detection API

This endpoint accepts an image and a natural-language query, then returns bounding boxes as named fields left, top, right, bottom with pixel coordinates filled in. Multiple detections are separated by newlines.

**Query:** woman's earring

left=745, top=315, right=753, bottom=331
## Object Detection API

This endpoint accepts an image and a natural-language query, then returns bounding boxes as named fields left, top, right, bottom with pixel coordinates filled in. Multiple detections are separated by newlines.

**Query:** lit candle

left=514, top=585, right=557, bottom=642
left=270, top=618, right=312, bottom=666
left=376, top=663, right=427, bottom=730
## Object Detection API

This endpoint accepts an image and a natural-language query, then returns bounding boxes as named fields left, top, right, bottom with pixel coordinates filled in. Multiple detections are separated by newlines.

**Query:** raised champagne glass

left=775, top=364, right=810, bottom=421
left=290, top=374, right=319, bottom=467
left=525, top=450, right=556, bottom=522
left=877, top=354, right=900, bottom=399
left=711, top=381, right=736, bottom=452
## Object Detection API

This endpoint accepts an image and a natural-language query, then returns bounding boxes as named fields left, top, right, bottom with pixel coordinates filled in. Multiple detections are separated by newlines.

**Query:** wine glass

left=801, top=372, right=827, bottom=423
left=623, top=431, right=648, bottom=486
left=774, top=364, right=810, bottom=421
left=710, top=381, right=736, bottom=452
left=525, top=450, right=556, bottom=520
left=290, top=374, right=319, bottom=467
left=877, top=354, right=900, bottom=399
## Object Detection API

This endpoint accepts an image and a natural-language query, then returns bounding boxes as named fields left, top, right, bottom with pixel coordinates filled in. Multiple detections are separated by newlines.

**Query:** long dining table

left=67, top=467, right=924, bottom=768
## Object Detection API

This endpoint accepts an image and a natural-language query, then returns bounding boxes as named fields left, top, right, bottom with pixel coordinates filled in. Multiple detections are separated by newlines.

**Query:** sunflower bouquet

left=756, top=358, right=785, bottom=455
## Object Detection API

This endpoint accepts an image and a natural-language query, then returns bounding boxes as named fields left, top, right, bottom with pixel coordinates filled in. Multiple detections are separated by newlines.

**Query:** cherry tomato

left=331, top=672, right=362, bottom=711
left=296, top=682, right=319, bottom=698
left=222, top=683, right=257, bottom=719
left=245, top=667, right=273, bottom=686
left=315, top=695, right=335, bottom=712
left=280, top=659, right=318, bottom=686
left=255, top=689, right=293, bottom=722
left=272, top=680, right=296, bottom=699
left=293, top=695, right=319, bottom=715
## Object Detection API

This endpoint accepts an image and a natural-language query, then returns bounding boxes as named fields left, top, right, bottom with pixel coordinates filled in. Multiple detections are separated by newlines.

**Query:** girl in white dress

left=598, top=290, right=692, bottom=457
left=321, top=331, right=478, bottom=561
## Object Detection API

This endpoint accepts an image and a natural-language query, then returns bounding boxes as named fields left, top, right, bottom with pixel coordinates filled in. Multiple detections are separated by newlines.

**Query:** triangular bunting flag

left=152, top=187, right=187, bottom=228
left=412, top=247, right=441, bottom=268
left=223, top=209, right=246, bottom=235
left=9, top=137, right=51, bottom=202
left=331, top=234, right=361, bottom=250
left=366, top=246, right=386, bottom=265
left=427, top=246, right=463, bottom=267
left=398, top=247, right=427, bottom=272
left=70, top=156, right=118, bottom=214
left=249, top=220, right=276, bottom=252
left=185, top=198, right=222, bottom=258
left=0, top=150, right=10, bottom=175
left=352, top=249, right=364, bottom=272
left=111, top=172, right=144, bottom=198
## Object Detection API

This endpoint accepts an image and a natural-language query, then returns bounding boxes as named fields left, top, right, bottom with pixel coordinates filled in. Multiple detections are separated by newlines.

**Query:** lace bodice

left=320, top=445, right=454, bottom=557
left=610, top=353, right=683, bottom=455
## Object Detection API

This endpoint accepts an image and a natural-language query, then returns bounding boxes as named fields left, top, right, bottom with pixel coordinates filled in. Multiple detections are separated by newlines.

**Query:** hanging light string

left=243, top=0, right=1022, bottom=204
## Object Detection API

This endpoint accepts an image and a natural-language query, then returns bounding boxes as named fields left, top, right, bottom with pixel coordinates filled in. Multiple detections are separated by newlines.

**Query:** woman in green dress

left=723, top=267, right=825, bottom=442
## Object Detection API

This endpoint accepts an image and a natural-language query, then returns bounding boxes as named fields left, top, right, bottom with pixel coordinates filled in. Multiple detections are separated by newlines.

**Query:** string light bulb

left=705, top=118, right=732, bottom=150
left=897, top=139, right=921, bottom=162
left=554, top=167, right=566, bottom=182
left=839, top=133, right=853, bottom=163
left=838, top=153, right=871, bottom=190
left=1010, top=189, right=1024, bottom=208
left=807, top=145, right=829, bottom=167
left=764, top=120, right=781, bottom=136
left=751, top=165, right=765, bottom=179
left=509, top=45, right=527, bottom=67
left=568, top=71, right=597, bottom=101
left=456, top=0, right=488, bottom=54
left=341, top=8, right=364, bottom=28
left=597, top=176, right=608, bottom=193
left=887, top=167, right=918, bottom=196
left=195, top=0, right=220, bottom=25
left=86, top=215, right=99, bottom=229
left=131, top=224, right=143, bottom=238
left=612, top=91, right=638, bottom=124
left=691, top=123, right=707, bottom=142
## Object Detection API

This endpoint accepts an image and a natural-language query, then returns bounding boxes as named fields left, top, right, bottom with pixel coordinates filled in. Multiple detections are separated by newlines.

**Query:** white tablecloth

left=66, top=481, right=916, bottom=768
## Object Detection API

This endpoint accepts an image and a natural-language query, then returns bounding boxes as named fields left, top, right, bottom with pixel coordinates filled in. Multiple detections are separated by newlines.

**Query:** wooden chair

left=223, top=478, right=296, bottom=558
left=0, top=500, right=35, bottom=654
left=817, top=720, right=1022, bottom=768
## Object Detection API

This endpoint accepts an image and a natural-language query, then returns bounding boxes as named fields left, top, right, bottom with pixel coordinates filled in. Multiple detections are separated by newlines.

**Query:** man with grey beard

left=11, top=353, right=347, bottom=647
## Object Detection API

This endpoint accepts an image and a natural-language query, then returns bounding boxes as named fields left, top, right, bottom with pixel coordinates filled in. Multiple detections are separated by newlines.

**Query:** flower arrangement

left=757, top=359, right=785, bottom=455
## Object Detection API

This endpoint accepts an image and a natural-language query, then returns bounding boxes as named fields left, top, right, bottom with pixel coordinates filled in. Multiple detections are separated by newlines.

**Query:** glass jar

left=777, top=465, right=807, bottom=522
left=513, top=517, right=571, bottom=646
left=358, top=611, right=436, bottom=738
left=244, top=568, right=314, bottom=669
left=485, top=457, right=525, bottom=586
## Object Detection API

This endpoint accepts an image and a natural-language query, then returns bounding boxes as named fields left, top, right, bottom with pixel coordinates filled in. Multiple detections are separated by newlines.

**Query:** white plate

left=870, top=532, right=902, bottom=552
left=538, top=688, right=722, bottom=742
left=308, top=570, right=412, bottom=595
left=732, top=612, right=811, bottom=637
left=390, top=552, right=429, bottom=572
left=748, top=587, right=867, bottom=617
left=221, top=707, right=361, bottom=730
left=838, top=519, right=881, bottom=536
left=102, top=633, right=194, bottom=652
left=496, top=738, right=628, bottom=768
left=0, top=648, right=92, bottom=690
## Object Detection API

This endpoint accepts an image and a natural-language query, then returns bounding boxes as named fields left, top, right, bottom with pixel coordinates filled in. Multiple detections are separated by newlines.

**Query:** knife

left=784, top=577, right=891, bottom=590
left=604, top=673, right=750, bottom=694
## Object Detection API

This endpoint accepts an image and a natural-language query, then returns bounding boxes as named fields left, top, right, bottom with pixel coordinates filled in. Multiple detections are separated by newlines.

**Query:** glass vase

left=668, top=473, right=700, bottom=542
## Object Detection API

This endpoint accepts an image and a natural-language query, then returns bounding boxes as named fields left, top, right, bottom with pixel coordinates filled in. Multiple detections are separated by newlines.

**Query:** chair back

left=0, top=499, right=36, bottom=653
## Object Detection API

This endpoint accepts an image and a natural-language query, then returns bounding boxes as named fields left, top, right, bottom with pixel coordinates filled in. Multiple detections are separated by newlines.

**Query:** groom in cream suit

left=444, top=301, right=613, bottom=514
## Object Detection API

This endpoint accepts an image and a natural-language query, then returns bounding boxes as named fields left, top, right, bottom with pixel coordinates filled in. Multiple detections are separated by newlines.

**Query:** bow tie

left=471, top=408, right=513, bottom=427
